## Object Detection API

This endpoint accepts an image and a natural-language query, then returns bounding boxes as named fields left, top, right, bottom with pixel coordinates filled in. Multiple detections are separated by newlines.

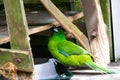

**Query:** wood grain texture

left=3, top=0, right=34, bottom=79
left=0, top=48, right=32, bottom=71
left=0, top=12, right=84, bottom=44
left=81, top=0, right=110, bottom=67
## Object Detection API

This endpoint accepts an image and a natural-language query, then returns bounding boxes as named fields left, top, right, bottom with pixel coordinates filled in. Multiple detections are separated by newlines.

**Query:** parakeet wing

left=57, top=40, right=89, bottom=56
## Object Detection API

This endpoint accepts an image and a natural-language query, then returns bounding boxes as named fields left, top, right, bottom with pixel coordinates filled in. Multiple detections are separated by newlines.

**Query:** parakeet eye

left=53, top=28, right=58, bottom=32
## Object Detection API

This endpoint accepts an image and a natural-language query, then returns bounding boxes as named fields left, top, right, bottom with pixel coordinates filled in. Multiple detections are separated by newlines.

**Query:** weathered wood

left=0, top=48, right=33, bottom=80
left=0, top=12, right=84, bottom=45
left=0, top=0, right=39, bottom=4
left=100, top=0, right=110, bottom=27
left=0, top=48, right=32, bottom=72
left=3, top=0, right=30, bottom=50
left=40, top=0, right=90, bottom=51
left=29, top=12, right=84, bottom=34
left=81, top=0, right=110, bottom=67
left=3, top=0, right=34, bottom=79
left=100, top=0, right=113, bottom=61
left=0, top=0, right=70, bottom=4
left=0, top=26, right=9, bottom=44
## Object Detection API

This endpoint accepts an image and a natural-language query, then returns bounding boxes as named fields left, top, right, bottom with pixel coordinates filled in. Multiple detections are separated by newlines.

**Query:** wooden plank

left=0, top=48, right=32, bottom=72
left=0, top=12, right=84, bottom=45
left=3, top=0, right=31, bottom=50
left=0, top=26, right=9, bottom=44
left=100, top=0, right=113, bottom=61
left=29, top=12, right=84, bottom=34
left=0, top=48, right=32, bottom=80
left=81, top=0, right=110, bottom=67
left=0, top=0, right=70, bottom=4
left=3, top=0, right=34, bottom=79
left=0, top=0, right=39, bottom=4
left=0, top=10, right=82, bottom=25
left=40, top=0, right=90, bottom=51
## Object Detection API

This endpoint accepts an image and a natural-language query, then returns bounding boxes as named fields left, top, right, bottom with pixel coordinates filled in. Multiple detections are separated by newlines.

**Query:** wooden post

left=81, top=0, right=110, bottom=67
left=100, top=0, right=113, bottom=61
left=3, top=0, right=34, bottom=79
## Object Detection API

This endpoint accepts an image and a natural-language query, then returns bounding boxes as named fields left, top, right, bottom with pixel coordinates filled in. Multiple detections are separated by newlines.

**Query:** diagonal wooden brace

left=40, top=0, right=90, bottom=51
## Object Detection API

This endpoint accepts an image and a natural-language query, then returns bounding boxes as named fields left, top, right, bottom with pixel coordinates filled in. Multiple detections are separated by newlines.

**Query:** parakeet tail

left=85, top=61, right=116, bottom=74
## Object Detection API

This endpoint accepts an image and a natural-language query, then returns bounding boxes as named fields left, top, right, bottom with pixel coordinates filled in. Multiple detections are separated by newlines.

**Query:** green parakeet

left=48, top=28, right=116, bottom=74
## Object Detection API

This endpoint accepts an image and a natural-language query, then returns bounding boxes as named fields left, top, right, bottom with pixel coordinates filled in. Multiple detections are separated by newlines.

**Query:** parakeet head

left=52, top=27, right=66, bottom=40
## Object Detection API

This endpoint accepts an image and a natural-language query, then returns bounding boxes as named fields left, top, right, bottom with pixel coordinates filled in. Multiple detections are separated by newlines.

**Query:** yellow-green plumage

left=48, top=28, right=116, bottom=74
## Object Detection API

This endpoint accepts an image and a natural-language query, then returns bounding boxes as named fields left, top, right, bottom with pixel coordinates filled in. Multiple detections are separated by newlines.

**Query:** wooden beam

left=3, top=0, right=31, bottom=50
left=81, top=0, right=110, bottom=67
left=29, top=12, right=84, bottom=34
left=0, top=12, right=84, bottom=45
left=3, top=0, right=34, bottom=79
left=0, top=48, right=32, bottom=72
left=0, top=0, right=40, bottom=4
left=0, top=48, right=33, bottom=80
left=40, top=0, right=90, bottom=50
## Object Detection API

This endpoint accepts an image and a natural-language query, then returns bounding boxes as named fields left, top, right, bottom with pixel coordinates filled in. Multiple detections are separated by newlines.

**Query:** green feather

left=48, top=28, right=116, bottom=74
left=57, top=40, right=89, bottom=56
left=85, top=61, right=116, bottom=74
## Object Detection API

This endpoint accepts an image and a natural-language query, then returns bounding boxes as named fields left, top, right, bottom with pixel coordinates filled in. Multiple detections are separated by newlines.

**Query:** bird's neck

left=53, top=33, right=66, bottom=40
